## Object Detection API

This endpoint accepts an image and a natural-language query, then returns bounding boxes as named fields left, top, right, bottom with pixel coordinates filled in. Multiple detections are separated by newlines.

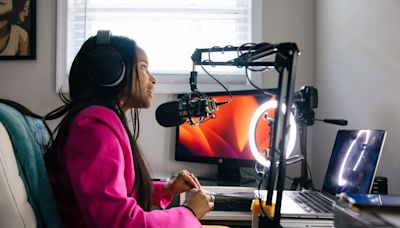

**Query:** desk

left=180, top=186, right=255, bottom=227
left=251, top=190, right=334, bottom=228
left=252, top=215, right=334, bottom=228
left=181, top=186, right=334, bottom=228
left=333, top=201, right=400, bottom=227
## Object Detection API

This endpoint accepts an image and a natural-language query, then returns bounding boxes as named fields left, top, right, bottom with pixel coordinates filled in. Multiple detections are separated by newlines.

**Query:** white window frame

left=56, top=0, right=263, bottom=94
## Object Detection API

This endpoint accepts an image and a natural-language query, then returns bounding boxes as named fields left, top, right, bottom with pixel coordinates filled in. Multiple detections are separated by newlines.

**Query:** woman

left=44, top=31, right=214, bottom=227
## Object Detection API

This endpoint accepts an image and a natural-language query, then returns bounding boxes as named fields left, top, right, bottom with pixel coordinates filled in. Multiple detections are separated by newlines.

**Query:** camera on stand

left=293, top=86, right=318, bottom=127
left=291, top=86, right=347, bottom=190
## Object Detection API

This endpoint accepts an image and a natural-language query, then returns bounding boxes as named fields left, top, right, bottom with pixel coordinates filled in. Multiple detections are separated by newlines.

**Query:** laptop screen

left=322, top=129, right=387, bottom=196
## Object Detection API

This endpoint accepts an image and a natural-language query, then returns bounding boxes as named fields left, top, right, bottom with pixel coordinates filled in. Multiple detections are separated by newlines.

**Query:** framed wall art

left=0, top=0, right=36, bottom=60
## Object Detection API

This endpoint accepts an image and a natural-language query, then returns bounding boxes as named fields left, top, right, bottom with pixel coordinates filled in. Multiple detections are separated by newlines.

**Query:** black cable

left=239, top=166, right=261, bottom=181
left=207, top=46, right=222, bottom=67
left=202, top=45, right=235, bottom=101
left=244, top=43, right=273, bottom=73
left=239, top=42, right=274, bottom=72
left=306, top=161, right=315, bottom=190
left=236, top=42, right=257, bottom=68
left=238, top=43, right=276, bottom=97
left=257, top=173, right=268, bottom=217
left=200, top=61, right=233, bottom=104
left=243, top=60, right=277, bottom=98
left=285, top=176, right=294, bottom=181
left=201, top=42, right=277, bottom=99
left=244, top=67, right=265, bottom=92
left=254, top=161, right=265, bottom=176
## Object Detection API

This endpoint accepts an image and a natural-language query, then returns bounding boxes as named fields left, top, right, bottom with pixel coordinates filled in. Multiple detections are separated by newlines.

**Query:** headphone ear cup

left=86, top=46, right=126, bottom=87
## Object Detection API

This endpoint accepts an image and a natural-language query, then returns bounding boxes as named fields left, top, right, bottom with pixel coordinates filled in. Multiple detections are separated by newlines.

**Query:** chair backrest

left=0, top=121, right=37, bottom=227
left=0, top=100, right=61, bottom=228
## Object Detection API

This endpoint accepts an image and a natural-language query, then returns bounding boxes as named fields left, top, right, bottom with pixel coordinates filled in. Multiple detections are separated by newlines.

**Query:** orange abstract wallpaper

left=177, top=93, right=274, bottom=161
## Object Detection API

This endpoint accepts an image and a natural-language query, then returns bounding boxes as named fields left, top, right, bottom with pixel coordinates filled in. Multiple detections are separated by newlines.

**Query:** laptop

left=258, top=129, right=387, bottom=219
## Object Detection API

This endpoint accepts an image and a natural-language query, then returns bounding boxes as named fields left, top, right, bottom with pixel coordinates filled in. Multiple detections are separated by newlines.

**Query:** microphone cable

left=240, top=42, right=277, bottom=97
left=200, top=43, right=277, bottom=98
left=200, top=45, right=233, bottom=104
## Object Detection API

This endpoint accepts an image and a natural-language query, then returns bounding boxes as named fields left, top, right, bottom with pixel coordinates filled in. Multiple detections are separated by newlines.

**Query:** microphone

left=156, top=97, right=225, bottom=127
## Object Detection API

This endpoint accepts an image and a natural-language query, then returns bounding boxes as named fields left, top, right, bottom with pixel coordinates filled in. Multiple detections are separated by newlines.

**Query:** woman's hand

left=183, top=188, right=215, bottom=219
left=163, top=170, right=202, bottom=195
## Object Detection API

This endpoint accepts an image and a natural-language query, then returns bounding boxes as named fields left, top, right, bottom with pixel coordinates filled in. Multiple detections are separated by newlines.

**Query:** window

left=56, top=0, right=262, bottom=93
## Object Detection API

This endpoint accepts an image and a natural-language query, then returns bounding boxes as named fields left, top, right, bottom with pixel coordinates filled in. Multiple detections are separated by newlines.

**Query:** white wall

left=0, top=0, right=61, bottom=111
left=0, top=0, right=314, bottom=181
left=314, top=0, right=400, bottom=194
left=261, top=0, right=315, bottom=181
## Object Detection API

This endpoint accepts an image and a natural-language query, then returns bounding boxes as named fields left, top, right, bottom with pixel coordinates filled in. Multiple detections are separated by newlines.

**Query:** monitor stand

left=199, top=160, right=255, bottom=186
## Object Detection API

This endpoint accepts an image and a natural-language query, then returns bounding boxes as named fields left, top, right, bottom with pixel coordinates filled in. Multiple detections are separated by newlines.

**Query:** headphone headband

left=96, top=30, right=111, bottom=45
left=86, top=30, right=126, bottom=87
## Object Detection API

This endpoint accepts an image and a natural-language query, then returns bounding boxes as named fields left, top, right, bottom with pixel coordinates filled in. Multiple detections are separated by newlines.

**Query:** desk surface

left=180, top=186, right=256, bottom=221
left=181, top=186, right=335, bottom=227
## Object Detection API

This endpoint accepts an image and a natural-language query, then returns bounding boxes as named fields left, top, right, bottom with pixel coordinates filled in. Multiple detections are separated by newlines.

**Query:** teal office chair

left=0, top=100, right=62, bottom=228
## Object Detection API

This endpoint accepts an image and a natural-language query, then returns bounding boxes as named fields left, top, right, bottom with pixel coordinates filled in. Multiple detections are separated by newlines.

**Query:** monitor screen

left=175, top=89, right=275, bottom=184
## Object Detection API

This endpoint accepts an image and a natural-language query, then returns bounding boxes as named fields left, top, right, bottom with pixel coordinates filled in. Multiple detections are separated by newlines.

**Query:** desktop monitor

left=175, top=89, right=275, bottom=185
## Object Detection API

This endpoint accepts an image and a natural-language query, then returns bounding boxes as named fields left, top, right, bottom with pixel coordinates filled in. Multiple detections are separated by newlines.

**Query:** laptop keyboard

left=287, top=192, right=333, bottom=213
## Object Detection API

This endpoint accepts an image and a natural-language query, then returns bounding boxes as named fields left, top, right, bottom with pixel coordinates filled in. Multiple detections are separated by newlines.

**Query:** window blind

left=58, top=0, right=262, bottom=92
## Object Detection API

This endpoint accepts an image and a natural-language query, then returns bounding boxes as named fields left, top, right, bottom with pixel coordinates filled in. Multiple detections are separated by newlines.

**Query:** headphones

left=86, top=30, right=126, bottom=87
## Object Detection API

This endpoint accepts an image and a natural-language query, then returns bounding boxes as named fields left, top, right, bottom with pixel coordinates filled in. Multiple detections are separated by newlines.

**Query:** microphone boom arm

left=191, top=43, right=300, bottom=227
left=191, top=44, right=279, bottom=68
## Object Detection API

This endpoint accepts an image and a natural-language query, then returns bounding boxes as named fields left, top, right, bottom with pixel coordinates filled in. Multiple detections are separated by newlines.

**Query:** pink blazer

left=48, top=105, right=201, bottom=228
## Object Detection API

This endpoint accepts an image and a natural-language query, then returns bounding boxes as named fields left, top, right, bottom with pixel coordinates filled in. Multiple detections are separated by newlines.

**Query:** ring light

left=248, top=100, right=297, bottom=167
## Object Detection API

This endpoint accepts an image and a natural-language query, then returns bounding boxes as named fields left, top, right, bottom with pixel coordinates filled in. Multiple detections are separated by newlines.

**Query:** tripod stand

left=290, top=86, right=348, bottom=190
left=291, top=125, right=314, bottom=190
